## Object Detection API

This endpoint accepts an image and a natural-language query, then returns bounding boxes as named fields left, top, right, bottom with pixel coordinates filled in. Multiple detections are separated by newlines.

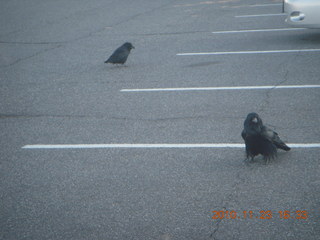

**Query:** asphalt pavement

left=1, top=0, right=320, bottom=239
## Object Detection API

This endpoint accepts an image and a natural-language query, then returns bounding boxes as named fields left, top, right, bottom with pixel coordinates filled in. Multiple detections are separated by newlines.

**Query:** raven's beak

left=132, top=46, right=135, bottom=49
left=252, top=117, right=258, bottom=123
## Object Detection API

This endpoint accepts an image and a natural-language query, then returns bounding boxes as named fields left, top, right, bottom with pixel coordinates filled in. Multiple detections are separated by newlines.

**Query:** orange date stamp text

left=211, top=210, right=308, bottom=220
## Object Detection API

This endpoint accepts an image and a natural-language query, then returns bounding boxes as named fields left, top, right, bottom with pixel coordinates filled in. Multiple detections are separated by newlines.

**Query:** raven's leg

left=244, top=156, right=254, bottom=164
left=264, top=157, right=271, bottom=164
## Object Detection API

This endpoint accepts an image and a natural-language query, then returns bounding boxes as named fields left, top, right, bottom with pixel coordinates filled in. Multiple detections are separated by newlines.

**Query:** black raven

left=104, top=42, right=134, bottom=64
left=241, top=112, right=290, bottom=162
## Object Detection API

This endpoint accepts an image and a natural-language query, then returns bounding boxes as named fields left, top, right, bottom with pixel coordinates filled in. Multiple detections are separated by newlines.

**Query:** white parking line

left=248, top=3, right=283, bottom=7
left=235, top=13, right=286, bottom=18
left=22, top=143, right=320, bottom=149
left=177, top=49, right=320, bottom=56
left=212, top=28, right=306, bottom=34
left=120, top=85, right=320, bottom=92
left=224, top=3, right=283, bottom=8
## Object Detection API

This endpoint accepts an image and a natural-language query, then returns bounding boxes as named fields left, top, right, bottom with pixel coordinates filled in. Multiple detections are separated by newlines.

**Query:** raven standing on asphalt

left=104, top=42, right=135, bottom=65
left=241, top=112, right=291, bottom=162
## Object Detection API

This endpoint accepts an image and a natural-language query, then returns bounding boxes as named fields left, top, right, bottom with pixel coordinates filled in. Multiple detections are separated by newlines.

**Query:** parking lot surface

left=1, top=0, right=319, bottom=239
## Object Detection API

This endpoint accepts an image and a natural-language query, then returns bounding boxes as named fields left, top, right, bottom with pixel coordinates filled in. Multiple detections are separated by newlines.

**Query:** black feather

left=242, top=112, right=290, bottom=161
left=105, top=42, right=134, bottom=64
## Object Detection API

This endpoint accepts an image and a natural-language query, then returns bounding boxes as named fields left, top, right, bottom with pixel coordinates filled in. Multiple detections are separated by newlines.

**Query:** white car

left=284, top=0, right=320, bottom=28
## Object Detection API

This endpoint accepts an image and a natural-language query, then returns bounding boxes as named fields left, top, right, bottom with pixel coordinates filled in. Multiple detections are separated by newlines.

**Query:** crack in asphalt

left=0, top=114, right=89, bottom=119
left=0, top=1, right=175, bottom=46
left=0, top=1, right=174, bottom=68
left=258, top=69, right=290, bottom=113
left=0, top=112, right=246, bottom=121
left=210, top=207, right=226, bottom=239
left=110, top=114, right=211, bottom=122
left=210, top=217, right=223, bottom=239
left=259, top=51, right=301, bottom=113
left=0, top=113, right=211, bottom=121
left=0, top=41, right=65, bottom=45
left=66, top=1, right=176, bottom=43
left=210, top=171, right=246, bottom=239
left=0, top=45, right=62, bottom=68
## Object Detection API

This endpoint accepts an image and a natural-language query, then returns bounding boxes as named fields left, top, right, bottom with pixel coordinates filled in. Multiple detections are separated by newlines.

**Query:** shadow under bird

left=104, top=42, right=135, bottom=64
left=241, top=112, right=290, bottom=162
